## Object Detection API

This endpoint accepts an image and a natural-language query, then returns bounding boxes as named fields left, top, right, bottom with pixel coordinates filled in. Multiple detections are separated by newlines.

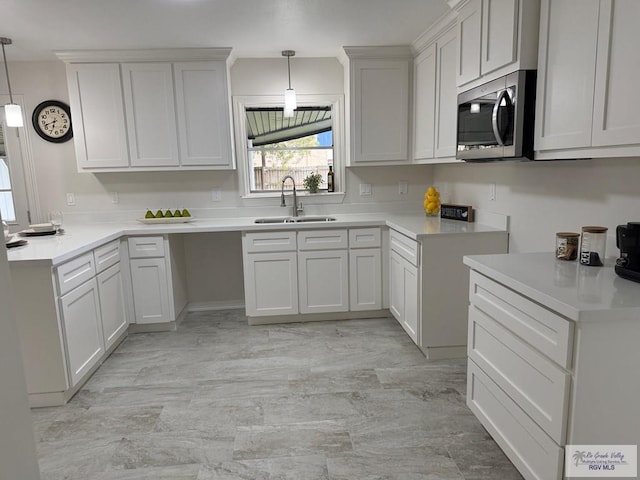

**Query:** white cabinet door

left=592, top=0, right=640, bottom=147
left=298, top=250, right=349, bottom=314
left=244, top=252, right=298, bottom=317
left=121, top=63, right=179, bottom=167
left=413, top=44, right=437, bottom=161
left=349, top=248, right=382, bottom=311
left=389, top=250, right=418, bottom=342
left=481, top=0, right=518, bottom=75
left=66, top=63, right=129, bottom=169
left=130, top=257, right=171, bottom=324
left=174, top=61, right=233, bottom=167
left=535, top=0, right=600, bottom=151
left=456, top=0, right=482, bottom=86
left=435, top=27, right=458, bottom=159
left=350, top=58, right=410, bottom=164
left=97, top=263, right=128, bottom=350
left=59, top=278, right=105, bottom=387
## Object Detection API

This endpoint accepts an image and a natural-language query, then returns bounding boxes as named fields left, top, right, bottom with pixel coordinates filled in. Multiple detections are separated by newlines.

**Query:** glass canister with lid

left=556, top=232, right=580, bottom=261
left=579, top=226, right=608, bottom=266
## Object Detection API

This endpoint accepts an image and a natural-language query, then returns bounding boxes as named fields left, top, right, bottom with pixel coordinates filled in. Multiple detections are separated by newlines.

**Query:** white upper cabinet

left=58, top=49, right=234, bottom=171
left=591, top=0, right=640, bottom=147
left=456, top=0, right=482, bottom=86
left=535, top=0, right=599, bottom=152
left=122, top=63, right=180, bottom=167
left=434, top=27, right=459, bottom=159
left=452, top=0, right=540, bottom=89
left=413, top=14, right=460, bottom=163
left=535, top=0, right=640, bottom=158
left=344, top=47, right=412, bottom=165
left=66, top=63, right=129, bottom=169
left=413, top=44, right=437, bottom=161
left=174, top=61, right=233, bottom=167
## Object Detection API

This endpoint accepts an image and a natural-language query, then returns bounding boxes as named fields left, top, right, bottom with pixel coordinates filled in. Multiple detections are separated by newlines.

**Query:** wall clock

left=31, top=100, right=73, bottom=143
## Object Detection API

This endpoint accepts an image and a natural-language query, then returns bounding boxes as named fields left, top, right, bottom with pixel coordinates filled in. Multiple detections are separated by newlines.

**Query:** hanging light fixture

left=1, top=37, right=23, bottom=127
left=282, top=50, right=296, bottom=118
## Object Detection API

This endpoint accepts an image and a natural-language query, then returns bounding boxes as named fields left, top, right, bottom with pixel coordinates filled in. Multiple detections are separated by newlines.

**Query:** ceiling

left=1, top=0, right=451, bottom=62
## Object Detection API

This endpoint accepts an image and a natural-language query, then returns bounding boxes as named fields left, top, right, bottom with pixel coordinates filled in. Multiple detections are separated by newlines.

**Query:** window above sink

left=233, top=94, right=345, bottom=200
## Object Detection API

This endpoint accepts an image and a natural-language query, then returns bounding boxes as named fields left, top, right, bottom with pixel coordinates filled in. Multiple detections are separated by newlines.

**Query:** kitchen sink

left=254, top=216, right=336, bottom=224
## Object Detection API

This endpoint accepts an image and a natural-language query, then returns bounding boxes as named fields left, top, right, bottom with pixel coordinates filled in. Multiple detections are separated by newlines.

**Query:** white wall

left=434, top=157, right=640, bottom=256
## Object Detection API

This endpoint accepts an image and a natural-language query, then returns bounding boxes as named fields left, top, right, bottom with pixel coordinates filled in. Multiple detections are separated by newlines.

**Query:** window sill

left=242, top=191, right=345, bottom=205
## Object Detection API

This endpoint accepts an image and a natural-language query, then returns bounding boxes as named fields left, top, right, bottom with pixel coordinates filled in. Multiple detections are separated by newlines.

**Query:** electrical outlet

left=111, top=192, right=119, bottom=204
left=211, top=188, right=222, bottom=202
left=398, top=181, right=408, bottom=195
left=489, top=183, right=496, bottom=201
left=66, top=193, right=75, bottom=206
left=359, top=184, right=372, bottom=196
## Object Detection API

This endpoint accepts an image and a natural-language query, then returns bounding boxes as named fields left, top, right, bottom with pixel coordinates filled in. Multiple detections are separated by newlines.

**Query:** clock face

left=32, top=101, right=73, bottom=143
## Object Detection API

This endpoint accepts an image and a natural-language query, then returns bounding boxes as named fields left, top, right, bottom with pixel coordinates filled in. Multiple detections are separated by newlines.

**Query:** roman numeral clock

left=31, top=100, right=73, bottom=143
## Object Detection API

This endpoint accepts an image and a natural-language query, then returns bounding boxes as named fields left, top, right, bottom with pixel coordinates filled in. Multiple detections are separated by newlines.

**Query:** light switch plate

left=359, top=184, right=372, bottom=196
left=211, top=188, right=222, bottom=202
left=398, top=181, right=408, bottom=195
left=66, top=193, right=76, bottom=206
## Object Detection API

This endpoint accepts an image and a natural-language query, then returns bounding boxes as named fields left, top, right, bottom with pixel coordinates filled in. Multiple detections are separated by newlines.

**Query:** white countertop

left=464, top=252, right=640, bottom=322
left=7, top=213, right=505, bottom=266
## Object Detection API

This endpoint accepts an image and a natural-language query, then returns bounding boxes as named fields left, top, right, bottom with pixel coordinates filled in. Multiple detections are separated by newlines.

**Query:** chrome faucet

left=281, top=175, right=303, bottom=217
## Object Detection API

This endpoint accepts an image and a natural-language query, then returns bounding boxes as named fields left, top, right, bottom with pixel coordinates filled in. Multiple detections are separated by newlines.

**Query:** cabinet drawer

left=469, top=270, right=573, bottom=368
left=93, top=239, right=121, bottom=273
left=468, top=305, right=570, bottom=444
left=128, top=236, right=165, bottom=258
left=56, top=252, right=96, bottom=296
left=389, top=229, right=419, bottom=266
left=243, top=231, right=297, bottom=253
left=297, top=229, right=348, bottom=250
left=467, top=360, right=564, bottom=480
left=349, top=227, right=381, bottom=248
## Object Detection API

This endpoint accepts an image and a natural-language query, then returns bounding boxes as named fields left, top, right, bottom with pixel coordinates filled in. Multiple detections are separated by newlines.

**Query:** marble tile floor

left=31, top=309, right=523, bottom=480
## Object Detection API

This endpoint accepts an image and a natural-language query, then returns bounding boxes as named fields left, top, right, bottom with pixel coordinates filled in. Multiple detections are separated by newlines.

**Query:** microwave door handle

left=492, top=90, right=508, bottom=146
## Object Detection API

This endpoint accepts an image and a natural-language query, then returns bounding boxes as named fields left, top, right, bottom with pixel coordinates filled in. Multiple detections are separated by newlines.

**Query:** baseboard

left=248, top=309, right=391, bottom=326
left=420, top=345, right=467, bottom=360
left=128, top=322, right=177, bottom=333
left=187, top=300, right=245, bottom=312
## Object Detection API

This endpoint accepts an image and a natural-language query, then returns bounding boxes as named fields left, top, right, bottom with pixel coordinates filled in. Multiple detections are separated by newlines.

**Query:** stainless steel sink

left=254, top=216, right=336, bottom=224
left=294, top=216, right=336, bottom=223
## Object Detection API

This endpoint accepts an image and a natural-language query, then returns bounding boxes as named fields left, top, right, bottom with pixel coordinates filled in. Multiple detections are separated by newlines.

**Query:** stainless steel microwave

left=456, top=70, right=536, bottom=162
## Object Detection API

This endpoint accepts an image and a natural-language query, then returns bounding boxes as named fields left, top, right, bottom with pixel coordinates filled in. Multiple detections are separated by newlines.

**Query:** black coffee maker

left=615, top=222, right=640, bottom=283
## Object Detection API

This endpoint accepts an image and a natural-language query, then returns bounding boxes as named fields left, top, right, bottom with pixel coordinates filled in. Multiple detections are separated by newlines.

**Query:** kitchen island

left=464, top=252, right=640, bottom=480
left=8, top=212, right=508, bottom=406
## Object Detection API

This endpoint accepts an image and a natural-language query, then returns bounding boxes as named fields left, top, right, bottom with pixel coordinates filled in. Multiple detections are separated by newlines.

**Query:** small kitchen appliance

left=456, top=70, right=536, bottom=162
left=615, top=222, right=640, bottom=283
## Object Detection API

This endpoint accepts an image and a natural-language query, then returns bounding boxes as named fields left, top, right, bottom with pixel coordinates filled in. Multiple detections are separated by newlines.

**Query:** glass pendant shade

left=284, top=88, right=296, bottom=117
left=4, top=103, right=23, bottom=127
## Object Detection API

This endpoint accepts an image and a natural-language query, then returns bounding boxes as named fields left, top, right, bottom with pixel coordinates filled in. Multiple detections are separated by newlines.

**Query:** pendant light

left=1, top=37, right=23, bottom=127
left=282, top=50, right=296, bottom=118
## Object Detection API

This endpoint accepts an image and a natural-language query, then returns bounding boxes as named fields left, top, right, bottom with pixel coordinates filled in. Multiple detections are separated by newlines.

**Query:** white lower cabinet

left=299, top=250, right=349, bottom=314
left=126, top=235, right=187, bottom=326
left=244, top=251, right=299, bottom=317
left=97, top=263, right=128, bottom=349
left=464, top=267, right=570, bottom=480
left=349, top=248, right=382, bottom=311
left=388, top=228, right=509, bottom=357
left=59, top=278, right=105, bottom=387
left=389, top=249, right=418, bottom=342
left=129, top=258, right=171, bottom=324
left=242, top=227, right=382, bottom=320
left=11, top=239, right=129, bottom=406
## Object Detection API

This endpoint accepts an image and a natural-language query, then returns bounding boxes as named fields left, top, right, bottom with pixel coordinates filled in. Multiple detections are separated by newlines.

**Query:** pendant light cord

left=287, top=54, right=292, bottom=90
left=1, top=38, right=15, bottom=104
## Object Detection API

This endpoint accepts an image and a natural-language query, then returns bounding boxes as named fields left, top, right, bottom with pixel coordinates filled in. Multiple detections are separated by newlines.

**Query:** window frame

left=233, top=94, right=345, bottom=199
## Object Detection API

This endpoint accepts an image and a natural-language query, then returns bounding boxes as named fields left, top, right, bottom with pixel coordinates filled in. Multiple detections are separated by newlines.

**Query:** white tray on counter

left=136, top=217, right=194, bottom=224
